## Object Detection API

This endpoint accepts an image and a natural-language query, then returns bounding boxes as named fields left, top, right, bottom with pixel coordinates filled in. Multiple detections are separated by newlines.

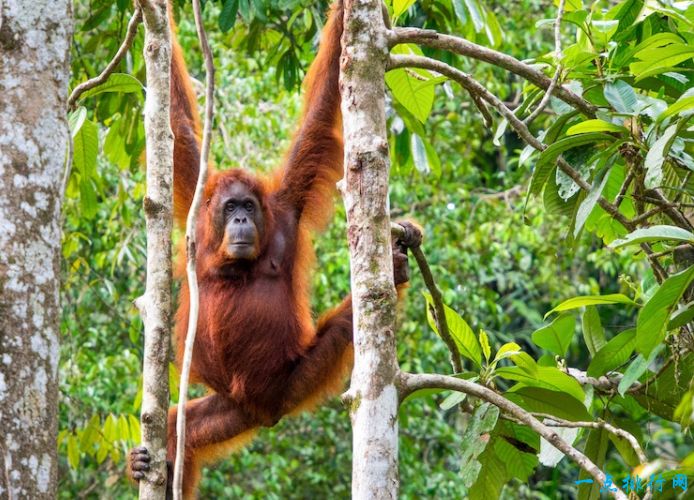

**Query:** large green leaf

left=506, top=387, right=591, bottom=421
left=496, top=366, right=584, bottom=402
left=581, top=306, right=606, bottom=356
left=531, top=314, right=575, bottom=357
left=424, top=292, right=482, bottom=367
left=77, top=73, right=143, bottom=101
left=644, top=124, right=679, bottom=189
left=604, top=80, right=638, bottom=114
left=219, top=0, right=240, bottom=32
left=634, top=353, right=694, bottom=419
left=460, top=403, right=499, bottom=488
left=386, top=68, right=440, bottom=123
left=392, top=0, right=417, bottom=18
left=545, top=294, right=637, bottom=318
left=587, top=328, right=636, bottom=377
left=610, top=225, right=694, bottom=249
left=529, top=133, right=614, bottom=196
left=617, top=345, right=663, bottom=396
left=567, top=119, right=628, bottom=135
left=636, top=266, right=694, bottom=356
left=72, top=117, right=98, bottom=179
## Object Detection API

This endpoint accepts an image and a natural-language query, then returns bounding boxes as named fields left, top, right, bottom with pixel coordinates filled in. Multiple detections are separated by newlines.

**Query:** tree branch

left=389, top=27, right=596, bottom=117
left=533, top=413, right=647, bottom=465
left=134, top=1, right=174, bottom=498
left=172, top=0, right=215, bottom=497
left=391, top=223, right=463, bottom=373
left=399, top=372, right=628, bottom=500
left=67, top=8, right=142, bottom=110
left=523, top=0, right=565, bottom=125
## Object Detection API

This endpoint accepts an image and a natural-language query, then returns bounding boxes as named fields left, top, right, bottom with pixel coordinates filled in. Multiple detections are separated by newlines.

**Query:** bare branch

left=534, top=413, right=647, bottom=465
left=172, top=0, right=215, bottom=497
left=524, top=0, right=565, bottom=125
left=389, top=27, right=596, bottom=117
left=68, top=8, right=142, bottom=110
left=399, top=372, right=628, bottom=500
left=391, top=223, right=462, bottom=373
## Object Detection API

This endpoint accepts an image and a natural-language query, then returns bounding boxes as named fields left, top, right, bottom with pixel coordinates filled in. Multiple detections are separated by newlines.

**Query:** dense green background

left=62, top=0, right=693, bottom=498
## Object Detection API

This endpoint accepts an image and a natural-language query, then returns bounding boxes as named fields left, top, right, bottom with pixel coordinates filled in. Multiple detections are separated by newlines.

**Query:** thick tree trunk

left=339, top=1, right=399, bottom=498
left=0, top=1, right=72, bottom=498
left=134, top=1, right=174, bottom=498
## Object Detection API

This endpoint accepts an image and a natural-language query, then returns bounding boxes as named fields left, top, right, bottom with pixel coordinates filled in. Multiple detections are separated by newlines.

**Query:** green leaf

left=614, top=0, right=644, bottom=33
left=545, top=293, right=636, bottom=318
left=644, top=124, right=679, bottom=189
left=574, top=166, right=610, bottom=237
left=393, top=0, right=417, bottom=18
left=385, top=67, right=435, bottom=123
left=67, top=434, right=80, bottom=469
left=566, top=119, right=628, bottom=135
left=617, top=345, right=662, bottom=396
left=506, top=387, right=591, bottom=421
left=463, top=0, right=485, bottom=32
left=581, top=306, right=606, bottom=356
left=460, top=403, right=499, bottom=488
left=610, top=225, right=694, bottom=249
left=493, top=342, right=522, bottom=364
left=660, top=95, right=694, bottom=121
left=636, top=266, right=694, bottom=356
left=634, top=353, right=694, bottom=419
left=604, top=80, right=638, bottom=114
left=632, top=43, right=694, bottom=78
left=79, top=414, right=100, bottom=450
left=77, top=73, right=143, bottom=101
left=529, top=133, right=614, bottom=196
left=668, top=301, right=694, bottom=330
left=410, top=133, right=429, bottom=174
left=219, top=0, right=240, bottom=32
left=424, top=292, right=482, bottom=367
left=558, top=0, right=582, bottom=12
left=479, top=329, right=491, bottom=362
left=587, top=328, right=636, bottom=377
left=72, top=118, right=98, bottom=179
left=440, top=391, right=467, bottom=410
left=531, top=313, right=575, bottom=357
left=496, top=366, right=584, bottom=402
left=68, top=106, right=87, bottom=136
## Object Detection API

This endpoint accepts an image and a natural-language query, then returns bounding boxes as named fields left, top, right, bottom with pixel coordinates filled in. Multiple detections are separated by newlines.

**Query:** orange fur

left=130, top=2, right=416, bottom=497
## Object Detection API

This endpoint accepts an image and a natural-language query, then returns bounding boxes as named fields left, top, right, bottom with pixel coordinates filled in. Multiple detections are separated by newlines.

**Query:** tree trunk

left=134, top=1, right=174, bottom=498
left=339, top=1, right=399, bottom=498
left=0, top=1, right=72, bottom=498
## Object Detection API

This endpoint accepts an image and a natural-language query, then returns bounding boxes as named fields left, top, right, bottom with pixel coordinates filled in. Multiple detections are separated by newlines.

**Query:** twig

left=172, top=0, right=215, bottom=497
left=649, top=243, right=691, bottom=259
left=389, top=27, right=596, bottom=117
left=615, top=170, right=634, bottom=207
left=523, top=0, right=565, bottom=125
left=646, top=188, right=694, bottom=232
left=67, top=8, right=142, bottom=110
left=532, top=413, right=647, bottom=465
left=398, top=372, right=628, bottom=500
left=391, top=223, right=462, bottom=373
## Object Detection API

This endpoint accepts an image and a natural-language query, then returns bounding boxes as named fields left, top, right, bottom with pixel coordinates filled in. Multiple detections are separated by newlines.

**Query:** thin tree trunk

left=0, top=1, right=72, bottom=498
left=339, top=1, right=399, bottom=498
left=133, top=1, right=174, bottom=498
